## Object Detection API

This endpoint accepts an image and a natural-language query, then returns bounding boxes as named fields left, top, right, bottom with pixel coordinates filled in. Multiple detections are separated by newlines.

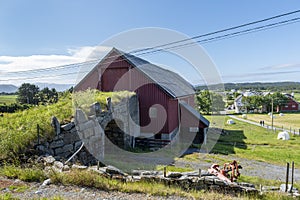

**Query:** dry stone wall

left=35, top=95, right=140, bottom=165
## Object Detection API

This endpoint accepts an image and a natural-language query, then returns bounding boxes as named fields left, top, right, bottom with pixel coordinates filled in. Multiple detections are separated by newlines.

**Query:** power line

left=1, top=9, right=300, bottom=82
left=130, top=9, right=300, bottom=54
left=2, top=10, right=300, bottom=74
left=136, top=17, right=300, bottom=56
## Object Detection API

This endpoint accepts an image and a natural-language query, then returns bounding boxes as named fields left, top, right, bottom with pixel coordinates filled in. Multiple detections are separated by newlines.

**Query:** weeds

left=0, top=165, right=46, bottom=182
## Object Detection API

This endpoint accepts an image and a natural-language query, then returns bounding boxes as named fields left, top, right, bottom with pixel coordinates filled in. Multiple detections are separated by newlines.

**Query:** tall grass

left=0, top=165, right=46, bottom=182
left=0, top=95, right=73, bottom=160
left=0, top=90, right=135, bottom=161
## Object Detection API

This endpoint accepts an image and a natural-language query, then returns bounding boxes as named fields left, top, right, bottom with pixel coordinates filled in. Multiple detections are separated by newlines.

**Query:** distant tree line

left=196, top=82, right=300, bottom=91
left=241, top=92, right=288, bottom=113
left=0, top=83, right=60, bottom=113
left=17, top=83, right=59, bottom=105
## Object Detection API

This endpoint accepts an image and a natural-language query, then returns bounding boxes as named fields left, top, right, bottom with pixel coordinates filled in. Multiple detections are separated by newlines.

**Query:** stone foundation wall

left=35, top=95, right=140, bottom=165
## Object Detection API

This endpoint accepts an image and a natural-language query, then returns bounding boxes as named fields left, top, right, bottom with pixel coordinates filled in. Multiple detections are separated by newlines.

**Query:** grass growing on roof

left=72, top=89, right=135, bottom=113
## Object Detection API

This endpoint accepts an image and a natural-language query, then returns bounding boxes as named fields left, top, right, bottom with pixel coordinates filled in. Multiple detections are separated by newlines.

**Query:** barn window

left=149, top=107, right=157, bottom=118
left=285, top=105, right=288, bottom=108
left=292, top=105, right=296, bottom=108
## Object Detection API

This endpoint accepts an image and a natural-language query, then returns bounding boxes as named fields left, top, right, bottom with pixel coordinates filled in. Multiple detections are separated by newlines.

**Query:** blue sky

left=0, top=0, right=300, bottom=85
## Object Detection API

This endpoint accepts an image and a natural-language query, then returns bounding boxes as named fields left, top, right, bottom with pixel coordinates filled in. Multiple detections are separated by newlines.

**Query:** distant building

left=234, top=95, right=244, bottom=113
left=281, top=95, right=300, bottom=112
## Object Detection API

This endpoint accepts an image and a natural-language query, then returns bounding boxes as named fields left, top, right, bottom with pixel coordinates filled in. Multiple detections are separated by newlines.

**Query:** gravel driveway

left=175, top=151, right=300, bottom=182
left=0, top=177, right=187, bottom=200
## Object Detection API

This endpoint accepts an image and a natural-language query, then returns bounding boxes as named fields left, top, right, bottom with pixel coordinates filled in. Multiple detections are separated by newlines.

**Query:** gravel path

left=0, top=177, right=187, bottom=200
left=175, top=152, right=300, bottom=181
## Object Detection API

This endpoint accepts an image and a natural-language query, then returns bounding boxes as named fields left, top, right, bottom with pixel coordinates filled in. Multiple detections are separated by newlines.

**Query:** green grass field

left=0, top=95, right=17, bottom=104
left=204, top=115, right=300, bottom=167
left=237, top=113, right=300, bottom=131
left=293, top=92, right=300, bottom=101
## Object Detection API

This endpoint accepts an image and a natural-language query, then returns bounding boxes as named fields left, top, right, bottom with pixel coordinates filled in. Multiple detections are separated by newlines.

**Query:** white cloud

left=222, top=70, right=300, bottom=83
left=0, top=46, right=111, bottom=85
left=259, top=63, right=300, bottom=71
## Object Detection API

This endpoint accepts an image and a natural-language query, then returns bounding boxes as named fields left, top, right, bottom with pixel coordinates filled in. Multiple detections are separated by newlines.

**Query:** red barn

left=75, top=48, right=209, bottom=144
left=281, top=96, right=300, bottom=112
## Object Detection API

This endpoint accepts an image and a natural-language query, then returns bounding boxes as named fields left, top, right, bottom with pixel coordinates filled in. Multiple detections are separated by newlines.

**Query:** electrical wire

left=1, top=9, right=300, bottom=82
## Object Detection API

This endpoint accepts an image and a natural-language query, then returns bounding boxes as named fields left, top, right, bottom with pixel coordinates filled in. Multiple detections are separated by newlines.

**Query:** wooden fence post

left=291, top=161, right=294, bottom=193
left=285, top=162, right=290, bottom=192
left=164, top=167, right=167, bottom=177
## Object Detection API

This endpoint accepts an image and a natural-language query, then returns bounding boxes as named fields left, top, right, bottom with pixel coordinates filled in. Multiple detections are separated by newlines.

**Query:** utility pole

left=271, top=98, right=274, bottom=133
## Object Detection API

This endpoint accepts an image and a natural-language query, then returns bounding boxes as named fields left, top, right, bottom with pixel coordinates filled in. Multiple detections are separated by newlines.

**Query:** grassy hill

left=0, top=95, right=17, bottom=104
left=205, top=115, right=300, bottom=166
left=0, top=90, right=134, bottom=160
left=236, top=113, right=300, bottom=131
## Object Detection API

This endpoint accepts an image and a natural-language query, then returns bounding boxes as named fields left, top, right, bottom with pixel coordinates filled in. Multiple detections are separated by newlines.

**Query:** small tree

left=196, top=90, right=225, bottom=114
left=196, top=90, right=211, bottom=114
left=17, top=83, right=40, bottom=105
left=38, top=87, right=58, bottom=104
left=271, top=92, right=288, bottom=112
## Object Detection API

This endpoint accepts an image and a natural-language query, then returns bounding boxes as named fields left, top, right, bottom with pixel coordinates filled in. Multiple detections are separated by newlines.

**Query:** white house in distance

left=234, top=91, right=256, bottom=113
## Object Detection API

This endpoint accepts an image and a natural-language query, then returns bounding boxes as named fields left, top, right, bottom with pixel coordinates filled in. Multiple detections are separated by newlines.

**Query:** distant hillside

left=196, top=82, right=300, bottom=91
left=0, top=84, right=18, bottom=93
left=35, top=83, right=74, bottom=92
left=0, top=83, right=73, bottom=94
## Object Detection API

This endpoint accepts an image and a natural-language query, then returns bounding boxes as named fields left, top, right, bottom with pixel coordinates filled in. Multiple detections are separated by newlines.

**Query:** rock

left=214, top=178, right=227, bottom=186
left=204, top=176, right=217, bottom=184
left=53, top=161, right=64, bottom=170
left=132, top=170, right=160, bottom=176
left=106, top=97, right=112, bottom=112
left=74, top=141, right=83, bottom=149
left=41, top=178, right=51, bottom=187
left=131, top=170, right=142, bottom=176
left=36, top=145, right=46, bottom=152
left=43, top=166, right=53, bottom=175
left=106, top=165, right=126, bottom=176
left=43, top=156, right=55, bottom=165
left=63, top=144, right=74, bottom=152
left=181, top=171, right=199, bottom=177
left=280, top=184, right=298, bottom=193
left=238, top=182, right=255, bottom=188
left=262, top=186, right=280, bottom=191
left=72, top=164, right=88, bottom=170
left=34, top=190, right=42, bottom=195
left=63, top=165, right=70, bottom=171
left=90, top=102, right=101, bottom=117
left=51, top=116, right=61, bottom=135
left=54, top=147, right=64, bottom=155
left=49, top=139, right=64, bottom=149
left=61, top=122, right=75, bottom=131
left=75, top=109, right=88, bottom=124
left=167, top=172, right=183, bottom=179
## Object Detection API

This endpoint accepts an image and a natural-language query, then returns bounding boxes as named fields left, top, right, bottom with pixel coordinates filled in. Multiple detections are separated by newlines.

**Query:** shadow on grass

left=210, top=128, right=247, bottom=155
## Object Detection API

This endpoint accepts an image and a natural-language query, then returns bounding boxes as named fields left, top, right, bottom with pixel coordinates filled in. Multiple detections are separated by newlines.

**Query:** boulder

left=106, top=165, right=126, bottom=176
left=43, top=156, right=55, bottom=165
